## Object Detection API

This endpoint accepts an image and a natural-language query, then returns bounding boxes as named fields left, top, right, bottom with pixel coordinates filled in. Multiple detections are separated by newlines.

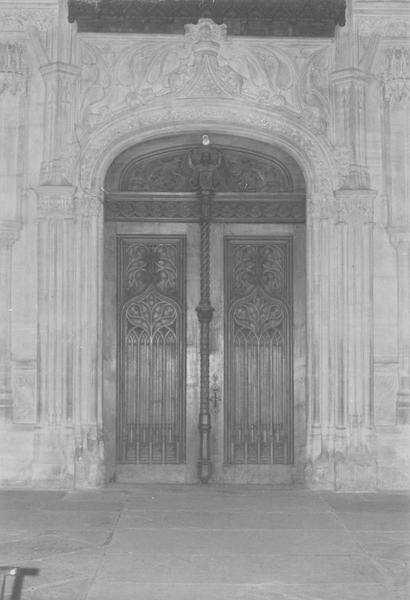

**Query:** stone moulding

left=79, top=100, right=339, bottom=200
left=68, top=0, right=346, bottom=37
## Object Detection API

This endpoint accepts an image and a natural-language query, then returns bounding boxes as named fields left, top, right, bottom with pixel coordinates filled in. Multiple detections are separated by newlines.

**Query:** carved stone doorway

left=102, top=133, right=307, bottom=484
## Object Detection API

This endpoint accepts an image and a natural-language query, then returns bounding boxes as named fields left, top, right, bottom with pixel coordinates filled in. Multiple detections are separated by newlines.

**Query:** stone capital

left=307, top=193, right=337, bottom=221
left=37, top=186, right=76, bottom=221
left=0, top=220, right=20, bottom=249
left=335, top=189, right=376, bottom=224
left=75, top=189, right=103, bottom=218
left=388, top=227, right=410, bottom=254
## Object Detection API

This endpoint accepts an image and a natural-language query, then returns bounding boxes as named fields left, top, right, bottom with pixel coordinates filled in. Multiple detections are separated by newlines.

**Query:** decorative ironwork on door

left=117, top=236, right=186, bottom=464
left=225, top=238, right=293, bottom=465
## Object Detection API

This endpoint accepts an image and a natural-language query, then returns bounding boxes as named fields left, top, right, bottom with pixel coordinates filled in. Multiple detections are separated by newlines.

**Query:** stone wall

left=0, top=0, right=409, bottom=489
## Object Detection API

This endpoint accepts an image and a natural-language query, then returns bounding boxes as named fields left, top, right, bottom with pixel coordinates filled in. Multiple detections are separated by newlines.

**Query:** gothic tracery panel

left=118, top=236, right=186, bottom=464
left=225, top=238, right=293, bottom=465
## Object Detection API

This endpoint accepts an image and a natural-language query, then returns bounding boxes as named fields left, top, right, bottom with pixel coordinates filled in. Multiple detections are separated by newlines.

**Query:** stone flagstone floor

left=0, top=484, right=409, bottom=599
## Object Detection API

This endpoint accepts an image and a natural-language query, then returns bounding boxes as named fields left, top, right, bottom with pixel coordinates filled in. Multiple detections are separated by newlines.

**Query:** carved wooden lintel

left=68, top=0, right=346, bottom=37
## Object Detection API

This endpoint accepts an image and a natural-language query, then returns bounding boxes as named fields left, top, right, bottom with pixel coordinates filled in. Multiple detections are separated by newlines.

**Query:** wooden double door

left=115, top=222, right=297, bottom=483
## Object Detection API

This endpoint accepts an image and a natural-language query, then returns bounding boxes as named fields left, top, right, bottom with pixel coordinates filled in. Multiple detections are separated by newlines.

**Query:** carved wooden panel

left=119, top=147, right=293, bottom=194
left=117, top=236, right=186, bottom=464
left=225, top=237, right=293, bottom=465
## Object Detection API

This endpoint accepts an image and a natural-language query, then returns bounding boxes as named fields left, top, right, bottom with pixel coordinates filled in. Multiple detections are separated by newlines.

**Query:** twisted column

left=196, top=192, right=214, bottom=483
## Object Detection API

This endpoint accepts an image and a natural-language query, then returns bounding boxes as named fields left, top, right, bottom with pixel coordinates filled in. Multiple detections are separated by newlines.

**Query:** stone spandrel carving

left=79, top=20, right=333, bottom=133
left=120, top=147, right=293, bottom=193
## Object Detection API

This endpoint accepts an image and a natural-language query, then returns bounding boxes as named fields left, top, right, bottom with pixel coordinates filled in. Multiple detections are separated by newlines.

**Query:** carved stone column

left=39, top=62, right=80, bottom=186
left=0, top=221, right=20, bottom=422
left=334, top=189, right=377, bottom=489
left=389, top=229, right=410, bottom=424
left=305, top=193, right=339, bottom=487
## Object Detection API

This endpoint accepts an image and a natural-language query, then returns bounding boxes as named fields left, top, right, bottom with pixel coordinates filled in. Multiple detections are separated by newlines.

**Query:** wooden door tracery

left=107, top=136, right=305, bottom=481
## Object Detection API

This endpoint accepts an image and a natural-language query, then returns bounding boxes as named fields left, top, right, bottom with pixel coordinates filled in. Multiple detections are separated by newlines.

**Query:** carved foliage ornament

left=79, top=19, right=332, bottom=134
left=120, top=146, right=293, bottom=194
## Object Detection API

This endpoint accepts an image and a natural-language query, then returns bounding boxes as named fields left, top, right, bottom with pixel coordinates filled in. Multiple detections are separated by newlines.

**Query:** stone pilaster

left=389, top=228, right=410, bottom=424
left=39, top=62, right=80, bottom=186
left=34, top=185, right=104, bottom=487
left=34, top=186, right=76, bottom=484
left=0, top=221, right=20, bottom=422
left=72, top=189, right=104, bottom=487
left=334, top=189, right=377, bottom=489
left=305, top=193, right=339, bottom=488
left=306, top=189, right=377, bottom=490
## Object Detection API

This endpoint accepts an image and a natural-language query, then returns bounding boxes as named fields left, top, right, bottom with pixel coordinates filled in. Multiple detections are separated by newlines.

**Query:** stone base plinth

left=376, top=426, right=410, bottom=489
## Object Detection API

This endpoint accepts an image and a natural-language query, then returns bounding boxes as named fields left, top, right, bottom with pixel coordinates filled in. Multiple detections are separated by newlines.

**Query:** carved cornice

left=104, top=197, right=305, bottom=224
left=0, top=220, right=21, bottom=248
left=335, top=189, right=376, bottom=224
left=69, top=0, right=346, bottom=37
left=37, top=186, right=76, bottom=220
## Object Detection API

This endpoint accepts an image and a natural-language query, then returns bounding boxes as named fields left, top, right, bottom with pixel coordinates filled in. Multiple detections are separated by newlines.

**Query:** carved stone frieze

left=104, top=198, right=305, bottom=223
